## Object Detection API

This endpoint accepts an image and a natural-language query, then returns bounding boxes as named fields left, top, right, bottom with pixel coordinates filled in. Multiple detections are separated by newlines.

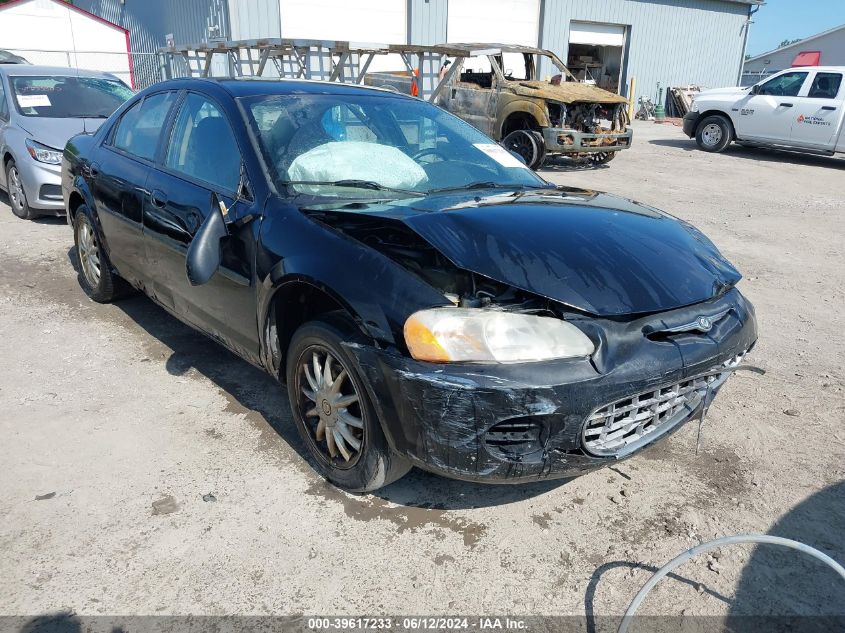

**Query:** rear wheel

left=73, top=205, right=130, bottom=302
left=5, top=160, right=35, bottom=220
left=695, top=115, right=732, bottom=153
left=286, top=316, right=411, bottom=492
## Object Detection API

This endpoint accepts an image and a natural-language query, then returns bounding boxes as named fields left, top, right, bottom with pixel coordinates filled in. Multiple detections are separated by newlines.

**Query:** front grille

left=484, top=417, right=546, bottom=459
left=582, top=353, right=745, bottom=457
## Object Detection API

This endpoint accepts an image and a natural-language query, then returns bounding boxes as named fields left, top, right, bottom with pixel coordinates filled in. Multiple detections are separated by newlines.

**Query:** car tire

left=695, top=115, right=733, bottom=153
left=5, top=160, right=35, bottom=220
left=526, top=130, right=547, bottom=169
left=286, top=314, right=411, bottom=492
left=73, top=204, right=129, bottom=302
left=501, top=129, right=539, bottom=169
left=588, top=151, right=617, bottom=166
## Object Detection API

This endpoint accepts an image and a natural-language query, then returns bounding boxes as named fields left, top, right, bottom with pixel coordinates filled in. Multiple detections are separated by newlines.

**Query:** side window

left=112, top=92, right=176, bottom=160
left=808, top=73, right=843, bottom=99
left=165, top=93, right=241, bottom=192
left=0, top=78, right=8, bottom=120
left=758, top=72, right=808, bottom=97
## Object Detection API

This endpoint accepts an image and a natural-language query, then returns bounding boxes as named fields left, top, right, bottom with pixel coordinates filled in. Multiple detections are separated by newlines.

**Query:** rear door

left=0, top=74, right=11, bottom=191
left=143, top=91, right=260, bottom=361
left=95, top=91, right=177, bottom=284
left=790, top=70, right=845, bottom=149
left=735, top=70, right=810, bottom=143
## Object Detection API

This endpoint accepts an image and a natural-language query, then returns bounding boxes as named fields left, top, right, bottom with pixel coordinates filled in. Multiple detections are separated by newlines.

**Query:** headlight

left=26, top=139, right=62, bottom=165
left=404, top=308, right=595, bottom=363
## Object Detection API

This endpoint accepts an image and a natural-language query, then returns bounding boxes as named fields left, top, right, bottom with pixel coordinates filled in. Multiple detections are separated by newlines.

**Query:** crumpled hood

left=508, top=80, right=629, bottom=104
left=368, top=188, right=741, bottom=316
left=16, top=117, right=104, bottom=151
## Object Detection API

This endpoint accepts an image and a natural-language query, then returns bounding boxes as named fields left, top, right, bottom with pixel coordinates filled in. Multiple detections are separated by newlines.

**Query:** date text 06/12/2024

left=307, top=617, right=528, bottom=630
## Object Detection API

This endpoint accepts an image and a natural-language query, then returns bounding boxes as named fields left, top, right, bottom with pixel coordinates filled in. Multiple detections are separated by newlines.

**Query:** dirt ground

left=1, top=121, right=843, bottom=622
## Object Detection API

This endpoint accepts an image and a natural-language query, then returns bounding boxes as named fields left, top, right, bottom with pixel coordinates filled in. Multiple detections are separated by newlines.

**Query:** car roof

left=151, top=76, right=414, bottom=99
left=0, top=64, right=118, bottom=79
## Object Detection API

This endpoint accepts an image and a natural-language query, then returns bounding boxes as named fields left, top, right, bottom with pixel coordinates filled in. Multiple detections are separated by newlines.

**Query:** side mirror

left=186, top=192, right=229, bottom=286
left=750, top=84, right=761, bottom=95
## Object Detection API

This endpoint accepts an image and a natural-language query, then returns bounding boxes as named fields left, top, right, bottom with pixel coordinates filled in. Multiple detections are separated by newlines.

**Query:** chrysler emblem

left=652, top=308, right=730, bottom=335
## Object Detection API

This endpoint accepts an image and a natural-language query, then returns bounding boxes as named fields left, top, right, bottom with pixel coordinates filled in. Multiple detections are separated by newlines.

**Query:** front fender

left=255, top=203, right=450, bottom=360
left=497, top=96, right=551, bottom=136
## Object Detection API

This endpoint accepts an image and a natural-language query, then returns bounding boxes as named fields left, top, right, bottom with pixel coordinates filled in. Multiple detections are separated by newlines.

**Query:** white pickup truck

left=683, top=66, right=845, bottom=156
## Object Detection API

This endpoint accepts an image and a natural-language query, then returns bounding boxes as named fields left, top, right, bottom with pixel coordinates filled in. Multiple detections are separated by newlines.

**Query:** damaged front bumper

left=348, top=289, right=757, bottom=484
left=542, top=126, right=633, bottom=154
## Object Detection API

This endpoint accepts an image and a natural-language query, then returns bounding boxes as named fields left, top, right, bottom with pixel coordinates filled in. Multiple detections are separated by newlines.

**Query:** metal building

left=76, top=0, right=761, bottom=101
left=743, top=24, right=845, bottom=85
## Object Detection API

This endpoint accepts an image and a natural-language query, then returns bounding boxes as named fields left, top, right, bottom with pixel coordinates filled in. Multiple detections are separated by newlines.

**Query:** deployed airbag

left=287, top=141, right=428, bottom=192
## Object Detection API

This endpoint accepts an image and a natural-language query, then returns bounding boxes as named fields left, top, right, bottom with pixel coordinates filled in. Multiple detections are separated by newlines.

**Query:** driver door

left=438, top=57, right=498, bottom=138
left=143, top=91, right=261, bottom=363
left=735, top=70, right=810, bottom=143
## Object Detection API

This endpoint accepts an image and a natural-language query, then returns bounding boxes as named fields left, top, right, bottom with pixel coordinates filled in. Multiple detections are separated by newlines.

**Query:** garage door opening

left=568, top=21, right=628, bottom=93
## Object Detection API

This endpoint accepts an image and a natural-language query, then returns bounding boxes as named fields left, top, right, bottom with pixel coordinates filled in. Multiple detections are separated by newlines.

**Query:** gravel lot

left=1, top=121, right=843, bottom=621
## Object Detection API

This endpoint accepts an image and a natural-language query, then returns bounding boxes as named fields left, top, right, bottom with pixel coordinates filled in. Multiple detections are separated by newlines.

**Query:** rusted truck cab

left=435, top=44, right=632, bottom=168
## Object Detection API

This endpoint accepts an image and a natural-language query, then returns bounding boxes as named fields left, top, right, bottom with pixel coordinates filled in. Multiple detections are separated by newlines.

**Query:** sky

left=746, top=0, right=845, bottom=56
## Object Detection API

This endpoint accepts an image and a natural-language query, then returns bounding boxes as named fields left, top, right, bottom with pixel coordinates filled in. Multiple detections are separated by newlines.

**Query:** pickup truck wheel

left=501, top=130, right=538, bottom=169
left=527, top=130, right=546, bottom=169
left=287, top=315, right=412, bottom=492
left=696, top=115, right=732, bottom=152
left=588, top=151, right=617, bottom=165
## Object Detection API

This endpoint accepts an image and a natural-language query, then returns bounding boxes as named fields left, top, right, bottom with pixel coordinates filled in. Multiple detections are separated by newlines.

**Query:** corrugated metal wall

left=228, top=0, right=282, bottom=40
left=78, top=0, right=751, bottom=96
left=409, top=0, right=448, bottom=45
left=540, top=0, right=751, bottom=102
left=75, top=0, right=230, bottom=87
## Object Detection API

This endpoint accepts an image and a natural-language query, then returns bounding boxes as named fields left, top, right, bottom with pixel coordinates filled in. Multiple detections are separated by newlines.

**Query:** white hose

left=618, top=534, right=845, bottom=633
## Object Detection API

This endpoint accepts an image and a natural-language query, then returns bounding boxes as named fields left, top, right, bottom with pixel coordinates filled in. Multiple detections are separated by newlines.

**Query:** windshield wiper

left=428, top=181, right=552, bottom=194
left=281, top=179, right=424, bottom=197
left=66, top=114, right=109, bottom=119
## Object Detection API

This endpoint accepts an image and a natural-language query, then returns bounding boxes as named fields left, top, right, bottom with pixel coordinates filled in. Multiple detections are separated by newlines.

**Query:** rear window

left=10, top=75, right=133, bottom=118
left=808, top=73, right=843, bottom=99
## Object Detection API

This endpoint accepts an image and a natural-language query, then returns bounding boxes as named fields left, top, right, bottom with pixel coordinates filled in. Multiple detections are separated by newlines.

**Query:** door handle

left=150, top=189, right=168, bottom=208
left=822, top=106, right=837, bottom=111
left=779, top=102, right=794, bottom=108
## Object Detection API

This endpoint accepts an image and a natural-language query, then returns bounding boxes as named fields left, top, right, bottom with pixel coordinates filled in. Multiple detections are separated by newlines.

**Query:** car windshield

left=10, top=75, right=133, bottom=118
left=243, top=93, right=550, bottom=199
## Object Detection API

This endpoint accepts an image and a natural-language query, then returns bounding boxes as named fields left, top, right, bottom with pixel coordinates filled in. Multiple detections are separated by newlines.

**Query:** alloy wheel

left=77, top=217, right=102, bottom=288
left=8, top=166, right=26, bottom=213
left=701, top=123, right=723, bottom=148
left=297, top=346, right=365, bottom=467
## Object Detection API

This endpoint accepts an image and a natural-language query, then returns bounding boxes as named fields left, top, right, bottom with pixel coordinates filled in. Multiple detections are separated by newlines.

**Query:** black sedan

left=62, top=78, right=757, bottom=491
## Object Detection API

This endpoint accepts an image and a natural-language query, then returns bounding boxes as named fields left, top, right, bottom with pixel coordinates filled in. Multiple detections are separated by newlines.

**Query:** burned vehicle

left=435, top=44, right=632, bottom=169
left=62, top=78, right=755, bottom=492
left=367, top=43, right=632, bottom=169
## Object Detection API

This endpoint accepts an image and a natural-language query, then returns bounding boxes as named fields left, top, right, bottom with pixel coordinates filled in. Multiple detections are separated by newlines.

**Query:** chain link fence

left=5, top=49, right=164, bottom=91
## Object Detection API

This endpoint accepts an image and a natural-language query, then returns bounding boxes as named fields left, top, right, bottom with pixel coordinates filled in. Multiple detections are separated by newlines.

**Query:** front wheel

left=695, top=115, right=733, bottom=153
left=587, top=151, right=617, bottom=166
left=5, top=160, right=35, bottom=220
left=501, top=129, right=539, bottom=169
left=286, top=316, right=411, bottom=492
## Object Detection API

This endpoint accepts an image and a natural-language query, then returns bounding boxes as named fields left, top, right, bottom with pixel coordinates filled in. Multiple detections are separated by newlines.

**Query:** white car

left=683, top=66, right=845, bottom=156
